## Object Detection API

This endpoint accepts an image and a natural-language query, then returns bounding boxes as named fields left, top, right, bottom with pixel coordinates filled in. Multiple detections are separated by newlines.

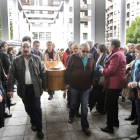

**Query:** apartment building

left=106, top=0, right=140, bottom=42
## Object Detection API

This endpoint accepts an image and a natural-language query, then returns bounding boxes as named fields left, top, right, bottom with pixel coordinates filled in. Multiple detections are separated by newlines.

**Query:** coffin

left=42, top=60, right=66, bottom=90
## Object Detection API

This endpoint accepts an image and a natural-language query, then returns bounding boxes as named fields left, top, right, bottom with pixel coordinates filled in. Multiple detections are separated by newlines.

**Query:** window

left=32, top=32, right=38, bottom=40
left=46, top=32, right=51, bottom=40
left=83, top=33, right=88, bottom=40
left=39, top=32, right=44, bottom=40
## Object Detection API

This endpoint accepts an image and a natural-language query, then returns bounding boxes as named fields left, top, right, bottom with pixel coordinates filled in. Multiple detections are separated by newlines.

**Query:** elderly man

left=87, top=40, right=99, bottom=63
left=65, top=43, right=94, bottom=136
left=42, top=41, right=60, bottom=100
left=17, top=36, right=38, bottom=56
left=6, top=42, right=48, bottom=139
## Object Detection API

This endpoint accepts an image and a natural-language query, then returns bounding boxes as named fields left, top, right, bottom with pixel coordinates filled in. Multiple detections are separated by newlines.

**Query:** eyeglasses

left=82, top=50, right=90, bottom=53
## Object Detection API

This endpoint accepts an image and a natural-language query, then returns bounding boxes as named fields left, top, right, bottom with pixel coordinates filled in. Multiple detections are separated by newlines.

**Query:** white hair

left=71, top=44, right=79, bottom=49
left=86, top=40, right=93, bottom=48
left=127, top=43, right=131, bottom=47
left=81, top=43, right=90, bottom=49
left=22, top=41, right=30, bottom=47
left=123, top=46, right=129, bottom=51
left=120, top=46, right=124, bottom=49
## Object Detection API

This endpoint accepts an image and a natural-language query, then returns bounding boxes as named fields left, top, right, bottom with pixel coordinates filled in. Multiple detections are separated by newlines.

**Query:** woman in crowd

left=7, top=47, right=13, bottom=62
left=93, top=43, right=108, bottom=114
left=99, top=39, right=127, bottom=133
left=128, top=44, right=140, bottom=140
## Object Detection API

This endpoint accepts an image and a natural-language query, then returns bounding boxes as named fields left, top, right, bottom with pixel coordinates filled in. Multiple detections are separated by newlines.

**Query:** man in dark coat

left=0, top=41, right=14, bottom=118
left=87, top=40, right=99, bottom=63
left=17, top=36, right=38, bottom=56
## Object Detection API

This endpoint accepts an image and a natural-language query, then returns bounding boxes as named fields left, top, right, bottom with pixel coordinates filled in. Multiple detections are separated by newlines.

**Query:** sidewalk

left=0, top=90, right=136, bottom=140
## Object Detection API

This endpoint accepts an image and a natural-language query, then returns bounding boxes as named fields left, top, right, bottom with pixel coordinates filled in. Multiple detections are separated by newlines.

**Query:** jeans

left=22, top=85, right=42, bottom=132
left=107, top=89, right=122, bottom=130
left=69, top=87, right=90, bottom=130
left=135, top=94, right=140, bottom=136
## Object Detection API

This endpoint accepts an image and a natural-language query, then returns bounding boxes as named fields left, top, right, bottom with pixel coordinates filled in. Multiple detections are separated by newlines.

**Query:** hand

left=45, top=89, right=48, bottom=92
left=91, top=85, right=93, bottom=91
left=65, top=85, right=69, bottom=90
left=128, top=83, right=131, bottom=88
left=7, top=92, right=13, bottom=98
left=99, top=69, right=103, bottom=74
left=4, top=74, right=7, bottom=79
left=0, top=95, right=3, bottom=102
left=130, top=82, right=137, bottom=88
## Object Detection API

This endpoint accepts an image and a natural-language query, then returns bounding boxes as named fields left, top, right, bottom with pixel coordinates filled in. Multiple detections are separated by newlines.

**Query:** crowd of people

left=0, top=36, right=140, bottom=140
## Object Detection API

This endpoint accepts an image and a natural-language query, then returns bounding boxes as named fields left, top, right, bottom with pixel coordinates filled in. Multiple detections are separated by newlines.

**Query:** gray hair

left=22, top=41, right=31, bottom=47
left=123, top=46, right=129, bottom=51
left=86, top=40, right=93, bottom=48
left=81, top=43, right=90, bottom=49
left=127, top=43, right=131, bottom=47
left=97, top=43, right=107, bottom=53
left=71, top=44, right=79, bottom=49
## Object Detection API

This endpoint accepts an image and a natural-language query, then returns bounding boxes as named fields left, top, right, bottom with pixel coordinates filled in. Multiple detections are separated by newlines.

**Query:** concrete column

left=119, top=0, right=126, bottom=46
left=73, top=0, right=80, bottom=44
left=91, top=0, right=105, bottom=44
left=64, top=0, right=69, bottom=49
left=13, top=0, right=19, bottom=40
left=0, top=0, right=10, bottom=41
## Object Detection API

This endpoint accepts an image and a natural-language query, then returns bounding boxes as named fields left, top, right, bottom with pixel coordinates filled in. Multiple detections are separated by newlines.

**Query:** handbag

left=99, top=76, right=106, bottom=86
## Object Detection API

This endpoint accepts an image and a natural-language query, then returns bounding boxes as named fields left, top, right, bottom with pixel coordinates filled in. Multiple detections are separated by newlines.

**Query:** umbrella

left=6, top=40, right=22, bottom=47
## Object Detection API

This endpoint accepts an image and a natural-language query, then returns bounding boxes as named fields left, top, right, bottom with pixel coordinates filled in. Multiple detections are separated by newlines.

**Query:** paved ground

left=0, top=90, right=137, bottom=140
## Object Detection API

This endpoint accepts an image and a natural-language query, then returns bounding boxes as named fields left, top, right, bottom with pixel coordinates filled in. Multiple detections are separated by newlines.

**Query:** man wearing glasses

left=65, top=43, right=94, bottom=136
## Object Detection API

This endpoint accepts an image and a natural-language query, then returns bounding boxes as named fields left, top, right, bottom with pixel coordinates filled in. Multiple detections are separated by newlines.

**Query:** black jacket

left=0, top=49, right=10, bottom=75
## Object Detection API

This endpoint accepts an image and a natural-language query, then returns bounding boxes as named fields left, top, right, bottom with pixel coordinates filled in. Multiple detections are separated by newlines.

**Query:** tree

left=126, top=16, right=140, bottom=44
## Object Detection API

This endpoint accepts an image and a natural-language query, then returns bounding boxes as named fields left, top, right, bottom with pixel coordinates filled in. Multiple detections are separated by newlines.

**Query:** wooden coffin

left=42, top=60, right=66, bottom=90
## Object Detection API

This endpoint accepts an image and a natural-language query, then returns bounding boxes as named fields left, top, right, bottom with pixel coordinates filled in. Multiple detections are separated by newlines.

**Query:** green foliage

left=10, top=22, right=13, bottom=40
left=126, top=16, right=140, bottom=44
left=58, top=50, right=63, bottom=60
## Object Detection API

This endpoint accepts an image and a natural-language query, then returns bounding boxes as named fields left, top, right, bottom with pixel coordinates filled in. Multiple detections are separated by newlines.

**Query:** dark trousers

left=0, top=102, right=4, bottom=128
left=48, top=90, right=54, bottom=96
left=107, top=89, right=122, bottom=130
left=96, top=85, right=106, bottom=114
left=67, top=88, right=80, bottom=112
left=131, top=99, right=138, bottom=119
left=69, top=87, right=90, bottom=130
left=22, top=85, right=42, bottom=132
left=135, top=94, right=140, bottom=136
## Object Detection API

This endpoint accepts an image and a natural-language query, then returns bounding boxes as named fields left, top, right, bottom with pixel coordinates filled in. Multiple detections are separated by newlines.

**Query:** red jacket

left=103, top=48, right=127, bottom=89
left=65, top=53, right=94, bottom=91
left=61, top=49, right=70, bottom=67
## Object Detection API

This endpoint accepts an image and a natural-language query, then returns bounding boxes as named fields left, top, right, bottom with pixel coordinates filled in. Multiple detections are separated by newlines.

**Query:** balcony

left=127, top=9, right=130, bottom=12
left=80, top=16, right=91, bottom=23
left=108, top=9, right=113, bottom=14
left=126, top=17, right=130, bottom=21
left=80, top=4, right=88, bottom=11
left=108, top=16, right=113, bottom=20
left=108, top=30, right=113, bottom=33
left=108, top=23, right=113, bottom=27
left=21, top=0, right=30, bottom=5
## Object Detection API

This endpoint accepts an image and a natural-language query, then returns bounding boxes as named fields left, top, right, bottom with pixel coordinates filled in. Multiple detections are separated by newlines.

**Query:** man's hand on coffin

left=45, top=89, right=48, bottom=92
left=7, top=92, right=13, bottom=98
left=65, top=85, right=69, bottom=90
